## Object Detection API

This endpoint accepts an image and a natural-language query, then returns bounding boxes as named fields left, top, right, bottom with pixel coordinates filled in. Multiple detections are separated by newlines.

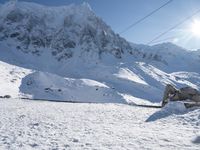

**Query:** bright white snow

left=0, top=61, right=31, bottom=98
left=0, top=1, right=200, bottom=149
left=0, top=1, right=199, bottom=103
left=0, top=99, right=199, bottom=149
left=20, top=71, right=124, bottom=103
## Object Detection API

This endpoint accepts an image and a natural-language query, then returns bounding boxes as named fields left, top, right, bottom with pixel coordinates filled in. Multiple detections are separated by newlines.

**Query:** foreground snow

left=0, top=99, right=199, bottom=149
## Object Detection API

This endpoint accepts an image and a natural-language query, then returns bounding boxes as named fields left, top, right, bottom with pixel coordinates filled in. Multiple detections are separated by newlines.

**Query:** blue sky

left=1, top=0, right=200, bottom=50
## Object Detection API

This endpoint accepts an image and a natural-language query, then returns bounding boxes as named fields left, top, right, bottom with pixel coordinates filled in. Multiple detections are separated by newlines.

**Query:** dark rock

left=26, top=80, right=33, bottom=85
left=3, top=95, right=11, bottom=99
left=52, top=51, right=57, bottom=56
left=10, top=32, right=20, bottom=38
left=16, top=46, right=21, bottom=49
left=6, top=10, right=24, bottom=23
left=63, top=41, right=76, bottom=48
left=44, top=87, right=53, bottom=92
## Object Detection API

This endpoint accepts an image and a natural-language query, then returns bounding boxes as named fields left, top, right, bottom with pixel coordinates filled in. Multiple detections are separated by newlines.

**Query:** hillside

left=0, top=1, right=199, bottom=104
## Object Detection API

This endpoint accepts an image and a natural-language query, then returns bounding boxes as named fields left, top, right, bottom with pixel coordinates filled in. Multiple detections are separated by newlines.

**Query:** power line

left=119, top=0, right=173, bottom=35
left=147, top=9, right=200, bottom=45
left=149, top=35, right=181, bottom=44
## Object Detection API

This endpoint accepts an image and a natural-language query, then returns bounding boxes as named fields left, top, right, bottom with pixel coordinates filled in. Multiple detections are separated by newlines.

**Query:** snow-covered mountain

left=132, top=42, right=200, bottom=72
left=0, top=1, right=200, bottom=104
left=0, top=1, right=133, bottom=61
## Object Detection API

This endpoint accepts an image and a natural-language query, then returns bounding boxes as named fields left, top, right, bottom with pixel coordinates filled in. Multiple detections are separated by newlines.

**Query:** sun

left=190, top=19, right=200, bottom=37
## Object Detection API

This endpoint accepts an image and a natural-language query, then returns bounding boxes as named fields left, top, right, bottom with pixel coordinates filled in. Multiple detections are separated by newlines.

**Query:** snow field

left=0, top=99, right=199, bottom=150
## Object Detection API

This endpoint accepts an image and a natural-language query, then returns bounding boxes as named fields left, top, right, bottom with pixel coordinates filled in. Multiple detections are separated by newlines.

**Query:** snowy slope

left=132, top=42, right=200, bottom=73
left=20, top=71, right=124, bottom=103
left=0, top=60, right=31, bottom=97
left=0, top=1, right=199, bottom=104
left=0, top=99, right=199, bottom=149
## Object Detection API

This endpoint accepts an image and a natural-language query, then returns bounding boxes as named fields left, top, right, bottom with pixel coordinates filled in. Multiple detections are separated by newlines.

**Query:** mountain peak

left=82, top=2, right=92, bottom=12
left=0, top=1, right=133, bottom=61
left=152, top=42, right=184, bottom=49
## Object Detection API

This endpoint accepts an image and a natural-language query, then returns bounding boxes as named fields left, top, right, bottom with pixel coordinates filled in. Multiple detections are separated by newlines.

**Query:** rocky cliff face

left=0, top=1, right=134, bottom=61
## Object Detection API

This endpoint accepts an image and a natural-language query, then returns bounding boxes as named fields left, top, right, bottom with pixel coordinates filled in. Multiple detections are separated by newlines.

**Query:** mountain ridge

left=0, top=1, right=199, bottom=103
left=0, top=1, right=135, bottom=62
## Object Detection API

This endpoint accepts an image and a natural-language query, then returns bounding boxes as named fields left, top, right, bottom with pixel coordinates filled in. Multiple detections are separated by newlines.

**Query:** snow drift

left=20, top=71, right=124, bottom=103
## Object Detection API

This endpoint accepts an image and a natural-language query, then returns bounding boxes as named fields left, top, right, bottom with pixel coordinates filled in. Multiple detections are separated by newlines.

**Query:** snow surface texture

left=0, top=61, right=31, bottom=98
left=0, top=99, right=200, bottom=149
left=0, top=1, right=199, bottom=104
left=20, top=71, right=124, bottom=103
left=0, top=1, right=200, bottom=149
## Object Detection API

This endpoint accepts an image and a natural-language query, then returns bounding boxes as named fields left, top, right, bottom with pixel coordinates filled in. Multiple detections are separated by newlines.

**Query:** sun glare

left=190, top=19, right=200, bottom=37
